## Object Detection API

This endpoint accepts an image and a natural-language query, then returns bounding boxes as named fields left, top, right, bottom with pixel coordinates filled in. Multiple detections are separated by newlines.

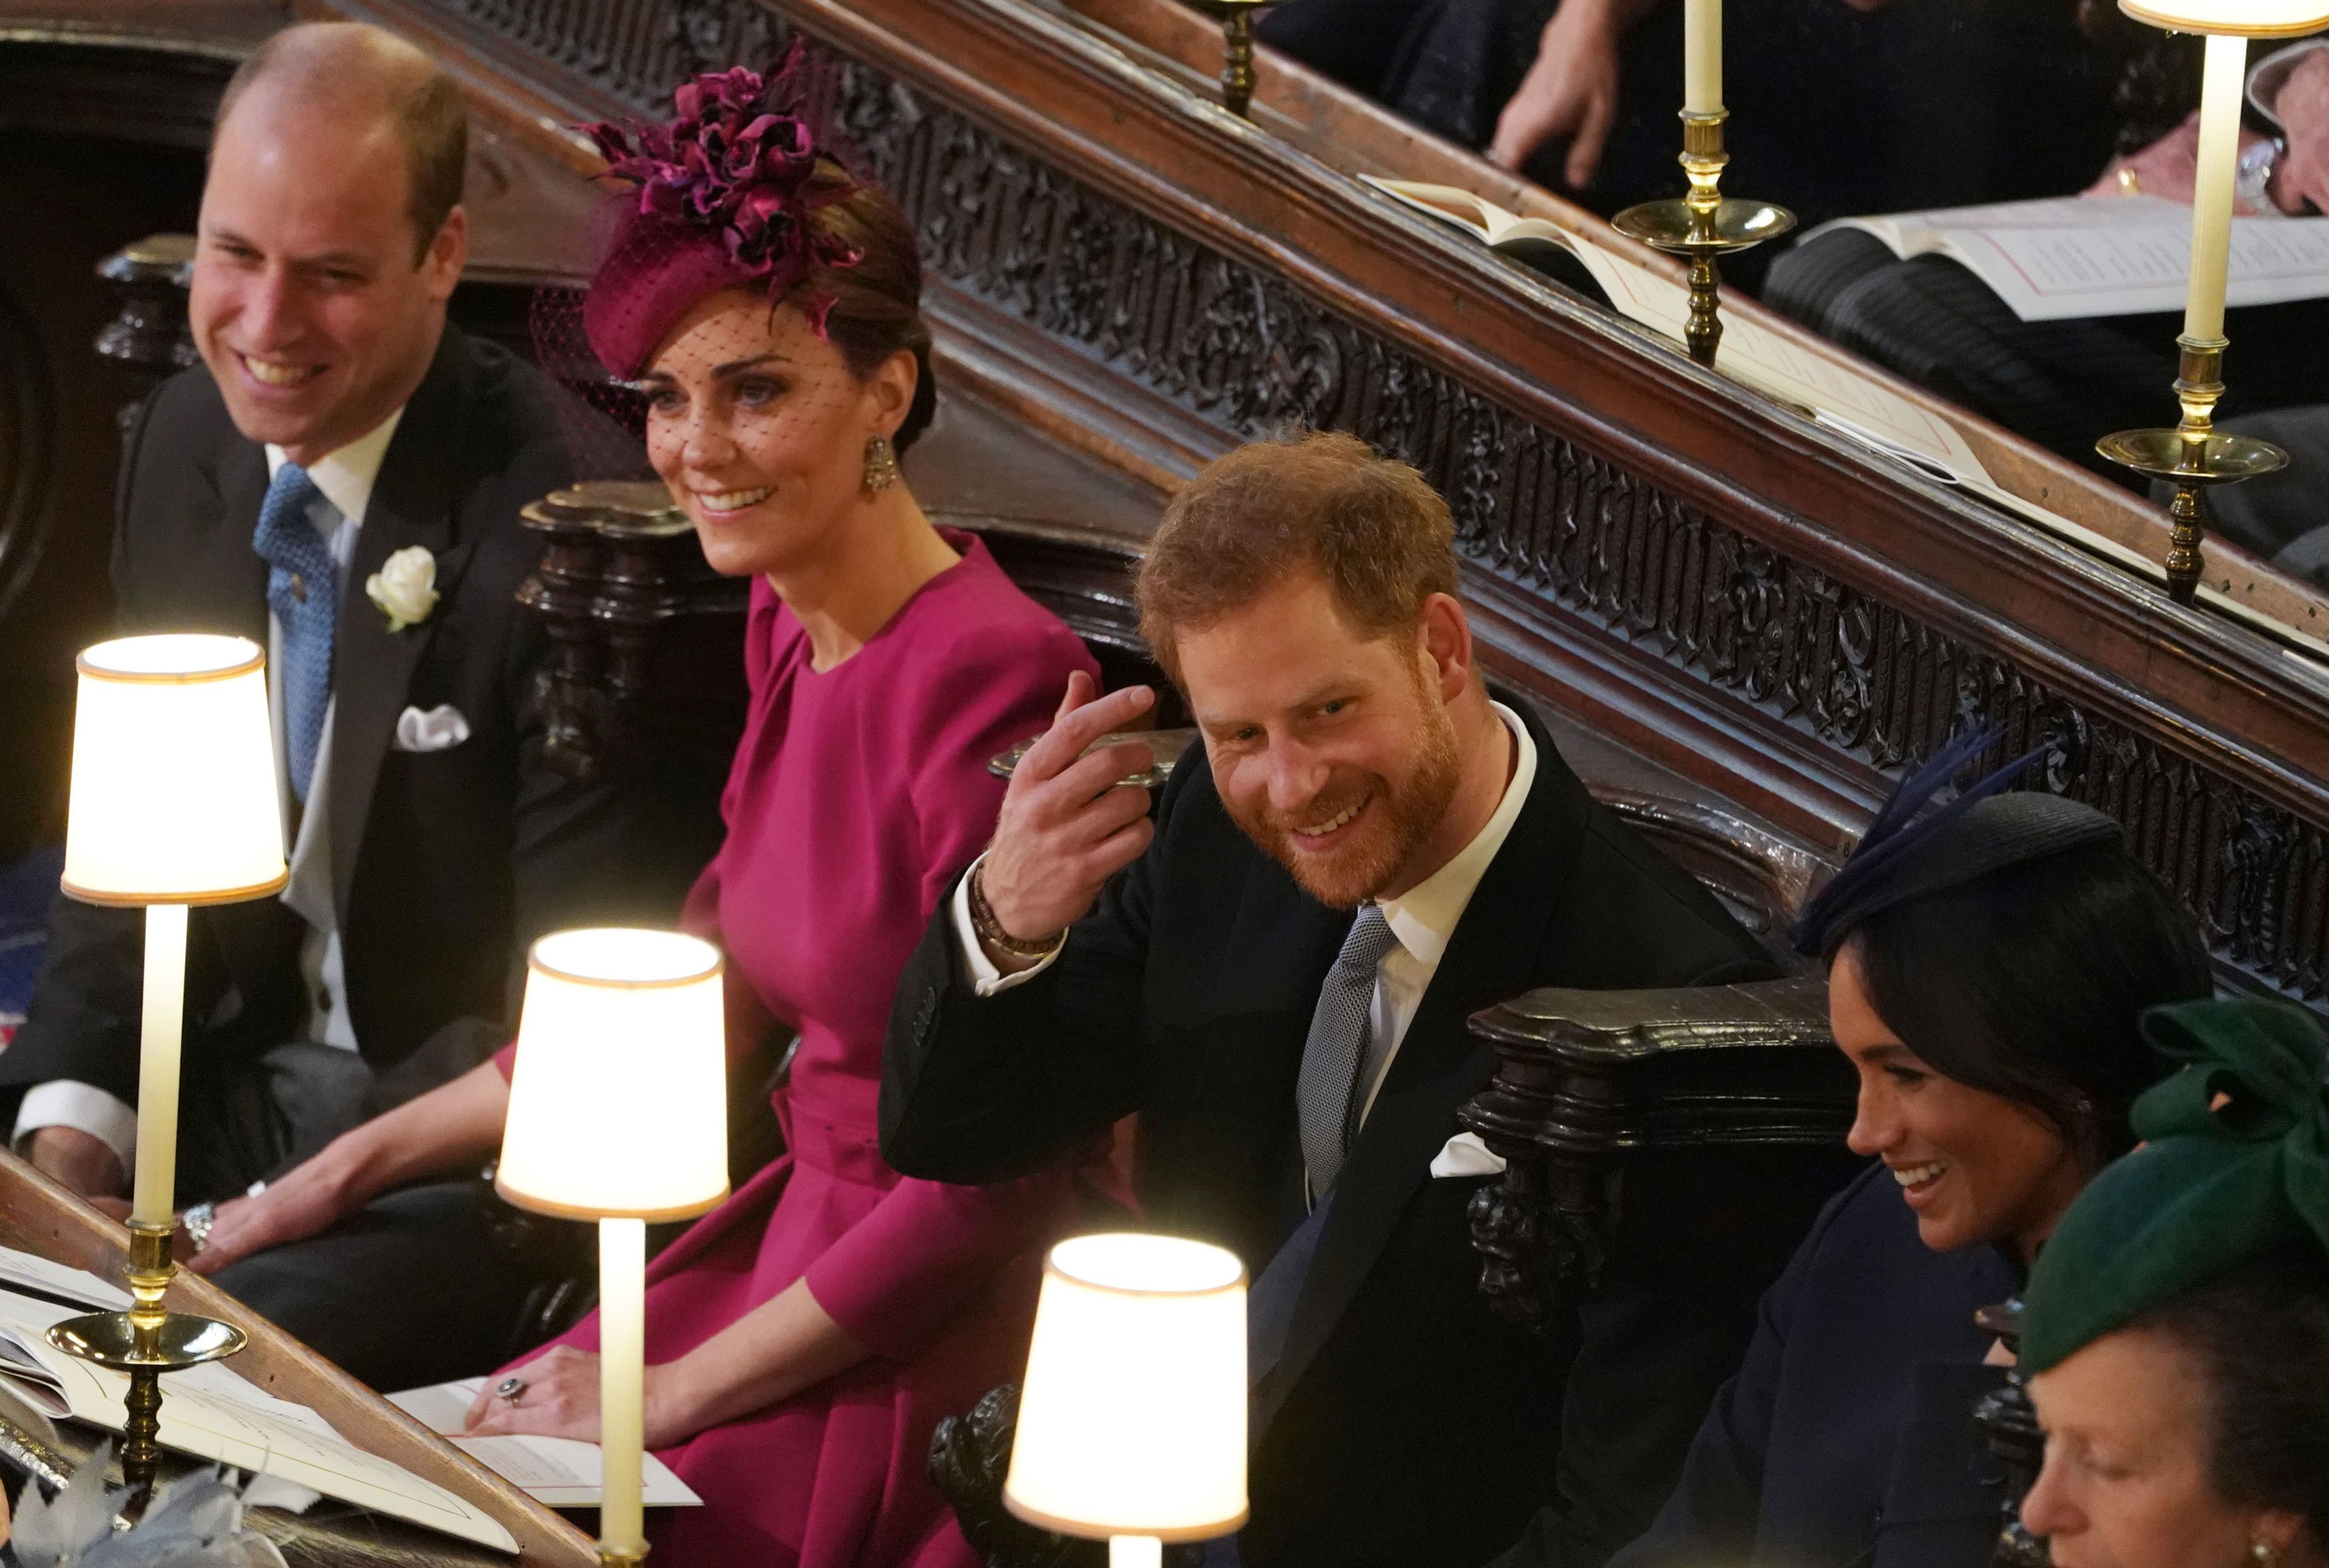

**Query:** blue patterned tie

left=1294, top=905, right=1402, bottom=1200
left=252, top=463, right=335, bottom=802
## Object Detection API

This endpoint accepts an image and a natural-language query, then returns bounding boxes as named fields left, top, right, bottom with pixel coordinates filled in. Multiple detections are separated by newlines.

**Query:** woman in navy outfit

left=1556, top=738, right=2214, bottom=1568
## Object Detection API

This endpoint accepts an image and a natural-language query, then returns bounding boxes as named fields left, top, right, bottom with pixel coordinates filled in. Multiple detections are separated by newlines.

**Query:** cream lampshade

left=497, top=927, right=731, bottom=1222
left=2118, top=0, right=2329, bottom=33
left=61, top=633, right=287, bottom=1231
left=1005, top=1233, right=1249, bottom=1568
left=62, top=633, right=287, bottom=907
left=497, top=927, right=729, bottom=1567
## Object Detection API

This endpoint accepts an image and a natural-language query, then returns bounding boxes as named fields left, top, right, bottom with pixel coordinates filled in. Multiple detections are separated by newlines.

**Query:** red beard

left=1223, top=701, right=1461, bottom=908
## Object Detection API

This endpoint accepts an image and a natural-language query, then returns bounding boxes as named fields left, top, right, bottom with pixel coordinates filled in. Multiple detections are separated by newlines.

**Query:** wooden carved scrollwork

left=93, top=235, right=198, bottom=434
left=1465, top=1156, right=1608, bottom=1330
left=90, top=0, right=2329, bottom=1005
left=928, top=1384, right=1208, bottom=1568
left=514, top=481, right=751, bottom=782
left=1460, top=975, right=1856, bottom=1330
left=1972, top=1299, right=2051, bottom=1568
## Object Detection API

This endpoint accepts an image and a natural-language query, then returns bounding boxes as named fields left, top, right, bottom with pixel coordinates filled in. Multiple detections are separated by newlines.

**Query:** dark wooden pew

left=18, top=0, right=2329, bottom=1009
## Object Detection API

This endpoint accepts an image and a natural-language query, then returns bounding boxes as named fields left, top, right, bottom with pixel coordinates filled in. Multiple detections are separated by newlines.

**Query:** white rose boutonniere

left=366, top=545, right=440, bottom=633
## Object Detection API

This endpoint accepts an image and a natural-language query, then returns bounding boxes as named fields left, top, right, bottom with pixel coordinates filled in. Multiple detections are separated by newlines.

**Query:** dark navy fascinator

left=1789, top=728, right=2125, bottom=958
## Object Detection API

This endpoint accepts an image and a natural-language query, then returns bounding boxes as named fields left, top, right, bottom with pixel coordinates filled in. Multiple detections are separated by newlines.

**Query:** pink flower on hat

left=578, top=42, right=864, bottom=374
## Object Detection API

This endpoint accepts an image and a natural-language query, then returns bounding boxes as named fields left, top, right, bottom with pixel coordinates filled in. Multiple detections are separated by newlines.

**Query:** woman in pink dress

left=192, top=56, right=1114, bottom=1566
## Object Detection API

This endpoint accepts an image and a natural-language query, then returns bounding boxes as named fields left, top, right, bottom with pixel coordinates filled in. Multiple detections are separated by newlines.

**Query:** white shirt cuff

left=13, top=1082, right=138, bottom=1174
left=951, top=853, right=1065, bottom=997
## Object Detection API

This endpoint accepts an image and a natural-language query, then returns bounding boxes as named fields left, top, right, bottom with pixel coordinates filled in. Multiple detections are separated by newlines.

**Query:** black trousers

left=177, top=1041, right=589, bottom=1392
left=2170, top=405, right=2329, bottom=590
left=211, top=1179, right=589, bottom=1392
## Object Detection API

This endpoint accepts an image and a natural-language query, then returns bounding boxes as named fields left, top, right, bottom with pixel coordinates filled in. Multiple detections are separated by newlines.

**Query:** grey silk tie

left=1294, top=904, right=1401, bottom=1201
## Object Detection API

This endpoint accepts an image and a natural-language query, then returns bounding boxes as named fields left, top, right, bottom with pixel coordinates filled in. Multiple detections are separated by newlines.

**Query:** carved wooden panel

left=338, top=0, right=2329, bottom=1005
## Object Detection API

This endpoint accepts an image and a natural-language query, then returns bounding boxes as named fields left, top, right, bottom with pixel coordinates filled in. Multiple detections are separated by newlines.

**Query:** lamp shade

left=2119, top=0, right=2329, bottom=35
left=496, top=929, right=729, bottom=1221
left=61, top=634, right=287, bottom=906
left=1003, top=1233, right=1248, bottom=1542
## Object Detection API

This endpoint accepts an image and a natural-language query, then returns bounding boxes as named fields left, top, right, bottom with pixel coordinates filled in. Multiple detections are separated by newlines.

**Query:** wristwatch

left=968, top=864, right=1066, bottom=961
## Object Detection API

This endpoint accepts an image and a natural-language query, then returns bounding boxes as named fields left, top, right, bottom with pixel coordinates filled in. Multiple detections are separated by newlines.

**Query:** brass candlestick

left=1612, top=111, right=1795, bottom=367
left=47, top=1219, right=246, bottom=1503
left=1191, top=0, right=1282, bottom=118
left=2097, top=336, right=2288, bottom=605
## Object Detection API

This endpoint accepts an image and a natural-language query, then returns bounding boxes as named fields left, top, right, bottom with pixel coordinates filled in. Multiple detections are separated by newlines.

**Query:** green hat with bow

left=2020, top=996, right=2329, bottom=1374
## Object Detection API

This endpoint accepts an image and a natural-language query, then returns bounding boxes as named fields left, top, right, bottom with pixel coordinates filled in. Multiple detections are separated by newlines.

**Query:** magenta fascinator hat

left=580, top=43, right=864, bottom=379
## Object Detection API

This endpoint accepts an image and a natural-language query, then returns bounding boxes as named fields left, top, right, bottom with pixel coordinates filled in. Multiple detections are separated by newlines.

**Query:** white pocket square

left=393, top=705, right=471, bottom=753
left=1429, top=1131, right=1507, bottom=1179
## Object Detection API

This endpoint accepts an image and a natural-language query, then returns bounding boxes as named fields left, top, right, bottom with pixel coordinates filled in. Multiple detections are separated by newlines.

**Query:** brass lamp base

left=2099, top=336, right=2291, bottom=605
left=1612, top=112, right=1795, bottom=367
left=45, top=1220, right=247, bottom=1502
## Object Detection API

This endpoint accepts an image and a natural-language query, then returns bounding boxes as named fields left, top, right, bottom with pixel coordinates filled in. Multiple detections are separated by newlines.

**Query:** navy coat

left=1495, top=1163, right=2020, bottom=1568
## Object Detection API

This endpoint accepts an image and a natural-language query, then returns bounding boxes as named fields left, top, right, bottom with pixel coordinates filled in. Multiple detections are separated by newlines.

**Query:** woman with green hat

left=1550, top=732, right=2213, bottom=1568
left=2019, top=997, right=2329, bottom=1568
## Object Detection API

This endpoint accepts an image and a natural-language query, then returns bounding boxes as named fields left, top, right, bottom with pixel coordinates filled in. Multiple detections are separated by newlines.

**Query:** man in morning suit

left=882, top=431, right=1803, bottom=1568
left=1, top=23, right=695, bottom=1386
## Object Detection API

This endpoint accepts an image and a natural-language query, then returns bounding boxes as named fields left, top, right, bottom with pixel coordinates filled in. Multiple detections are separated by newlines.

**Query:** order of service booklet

left=391, top=1378, right=701, bottom=1511
left=0, top=1280, right=519, bottom=1553
left=1357, top=172, right=2329, bottom=660
left=1359, top=177, right=1579, bottom=275
left=1801, top=194, right=2329, bottom=322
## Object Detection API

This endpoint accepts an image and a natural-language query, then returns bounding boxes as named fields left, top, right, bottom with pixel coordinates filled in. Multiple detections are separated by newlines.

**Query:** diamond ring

left=495, top=1376, right=527, bottom=1406
left=181, top=1201, right=218, bottom=1253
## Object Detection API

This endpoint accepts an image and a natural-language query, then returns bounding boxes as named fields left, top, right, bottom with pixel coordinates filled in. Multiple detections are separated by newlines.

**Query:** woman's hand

left=461, top=1347, right=703, bottom=1450
left=2085, top=110, right=2278, bottom=213
left=186, top=1159, right=353, bottom=1276
left=1489, top=0, right=1626, bottom=188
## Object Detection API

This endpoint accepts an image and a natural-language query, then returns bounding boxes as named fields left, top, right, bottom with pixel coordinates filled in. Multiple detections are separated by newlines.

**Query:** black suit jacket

left=5, top=326, right=703, bottom=1119
left=884, top=702, right=1805, bottom=1568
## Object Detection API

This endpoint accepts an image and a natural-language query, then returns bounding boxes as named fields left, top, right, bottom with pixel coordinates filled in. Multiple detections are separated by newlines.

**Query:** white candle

left=2185, top=33, right=2248, bottom=343
left=1109, top=1537, right=1163, bottom=1568
left=130, top=903, right=187, bottom=1228
left=1684, top=0, right=1721, bottom=116
left=598, top=1216, right=648, bottom=1558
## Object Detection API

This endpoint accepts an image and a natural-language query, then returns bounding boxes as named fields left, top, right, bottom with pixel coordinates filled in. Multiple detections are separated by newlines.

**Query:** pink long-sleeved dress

left=499, top=532, right=1099, bottom=1565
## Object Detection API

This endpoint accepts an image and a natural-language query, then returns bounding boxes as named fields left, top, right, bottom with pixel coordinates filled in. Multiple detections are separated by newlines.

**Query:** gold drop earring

left=862, top=433, right=899, bottom=494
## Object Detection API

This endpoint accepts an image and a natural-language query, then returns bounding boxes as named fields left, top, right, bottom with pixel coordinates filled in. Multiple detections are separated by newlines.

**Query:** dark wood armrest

left=1460, top=975, right=1855, bottom=1328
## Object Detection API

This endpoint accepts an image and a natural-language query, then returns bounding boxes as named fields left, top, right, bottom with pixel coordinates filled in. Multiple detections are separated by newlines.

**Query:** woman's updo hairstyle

left=1793, top=730, right=2211, bottom=1169
left=791, top=160, right=936, bottom=456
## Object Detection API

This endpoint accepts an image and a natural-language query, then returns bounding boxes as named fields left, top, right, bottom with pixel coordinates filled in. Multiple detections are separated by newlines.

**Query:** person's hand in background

left=1489, top=0, right=1642, bottom=188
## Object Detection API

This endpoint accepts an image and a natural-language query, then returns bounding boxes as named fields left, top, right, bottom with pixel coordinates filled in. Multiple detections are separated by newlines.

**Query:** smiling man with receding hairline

left=3, top=20, right=697, bottom=1390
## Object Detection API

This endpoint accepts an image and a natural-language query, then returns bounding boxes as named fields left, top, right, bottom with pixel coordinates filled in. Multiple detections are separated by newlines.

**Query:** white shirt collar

left=1377, top=701, right=1537, bottom=969
left=264, top=406, right=405, bottom=530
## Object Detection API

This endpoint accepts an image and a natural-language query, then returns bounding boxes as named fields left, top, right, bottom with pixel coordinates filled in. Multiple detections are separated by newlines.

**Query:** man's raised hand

left=977, top=672, right=1158, bottom=962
